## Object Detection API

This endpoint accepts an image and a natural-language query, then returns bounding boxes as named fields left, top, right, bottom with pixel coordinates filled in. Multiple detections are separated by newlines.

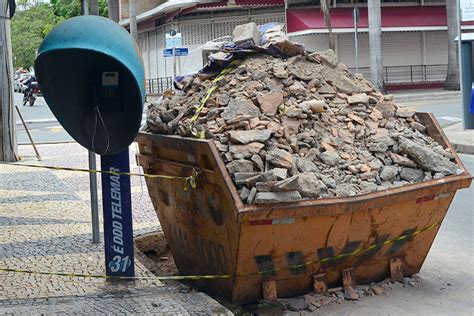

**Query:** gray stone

left=273, top=64, right=288, bottom=79
left=320, top=151, right=340, bottom=166
left=390, top=152, right=417, bottom=168
left=251, top=154, right=264, bottom=171
left=287, top=299, right=310, bottom=311
left=296, top=158, right=319, bottom=172
left=376, top=102, right=396, bottom=119
left=240, top=187, right=250, bottom=201
left=319, top=49, right=339, bottom=68
left=255, top=181, right=277, bottom=192
left=273, top=175, right=299, bottom=191
left=272, top=168, right=288, bottom=180
left=233, top=172, right=262, bottom=185
left=400, top=167, right=424, bottom=183
left=369, top=159, right=383, bottom=170
left=229, top=142, right=265, bottom=158
left=380, top=165, right=399, bottom=181
left=336, top=184, right=357, bottom=196
left=228, top=129, right=272, bottom=144
left=254, top=191, right=302, bottom=204
left=359, top=181, right=379, bottom=193
left=398, top=136, right=460, bottom=175
left=221, top=98, right=261, bottom=122
left=396, top=108, right=415, bottom=118
left=266, top=148, right=294, bottom=169
left=257, top=91, right=284, bottom=116
left=297, top=173, right=322, bottom=198
left=321, top=176, right=337, bottom=189
left=247, top=187, right=257, bottom=204
left=433, top=172, right=445, bottom=179
left=347, top=93, right=369, bottom=105
left=226, top=160, right=254, bottom=174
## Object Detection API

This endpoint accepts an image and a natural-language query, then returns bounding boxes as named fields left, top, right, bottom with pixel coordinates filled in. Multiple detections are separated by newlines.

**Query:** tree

left=445, top=0, right=460, bottom=90
left=50, top=0, right=108, bottom=19
left=11, top=0, right=108, bottom=69
left=368, top=0, right=384, bottom=91
left=11, top=3, right=61, bottom=68
left=320, top=0, right=335, bottom=51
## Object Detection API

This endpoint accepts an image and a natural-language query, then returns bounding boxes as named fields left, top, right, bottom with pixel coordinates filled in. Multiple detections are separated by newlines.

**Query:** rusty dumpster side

left=136, top=112, right=472, bottom=304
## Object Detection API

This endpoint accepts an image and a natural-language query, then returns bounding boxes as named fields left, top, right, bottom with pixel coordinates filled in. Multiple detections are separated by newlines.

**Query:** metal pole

left=457, top=0, right=473, bottom=129
left=0, top=0, right=17, bottom=162
left=15, top=106, right=41, bottom=161
left=81, top=0, right=100, bottom=244
left=354, top=8, right=359, bottom=73
left=129, top=0, right=137, bottom=41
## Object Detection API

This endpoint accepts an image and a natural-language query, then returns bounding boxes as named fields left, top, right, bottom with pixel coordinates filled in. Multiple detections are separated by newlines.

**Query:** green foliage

left=11, top=3, right=62, bottom=69
left=11, top=0, right=109, bottom=69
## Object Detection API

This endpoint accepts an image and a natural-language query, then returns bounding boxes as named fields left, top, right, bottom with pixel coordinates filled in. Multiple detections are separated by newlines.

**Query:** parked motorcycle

left=22, top=82, right=40, bottom=106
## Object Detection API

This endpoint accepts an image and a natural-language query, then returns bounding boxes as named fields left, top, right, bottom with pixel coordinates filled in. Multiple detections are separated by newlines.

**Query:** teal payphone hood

left=35, top=15, right=145, bottom=155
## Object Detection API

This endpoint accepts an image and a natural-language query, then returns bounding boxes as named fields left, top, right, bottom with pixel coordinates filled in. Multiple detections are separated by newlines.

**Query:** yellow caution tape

left=190, top=61, right=239, bottom=139
left=0, top=221, right=441, bottom=281
left=0, top=163, right=199, bottom=191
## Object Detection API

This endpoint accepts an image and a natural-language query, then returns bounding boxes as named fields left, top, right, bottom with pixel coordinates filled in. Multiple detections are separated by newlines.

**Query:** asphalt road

left=14, top=92, right=72, bottom=144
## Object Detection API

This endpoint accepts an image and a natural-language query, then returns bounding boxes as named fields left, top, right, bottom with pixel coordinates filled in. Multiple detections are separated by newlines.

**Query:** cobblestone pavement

left=0, top=143, right=232, bottom=314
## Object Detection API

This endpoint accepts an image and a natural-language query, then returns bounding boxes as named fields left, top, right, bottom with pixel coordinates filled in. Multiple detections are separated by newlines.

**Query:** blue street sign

left=101, top=149, right=135, bottom=277
left=163, top=48, right=173, bottom=57
left=174, top=47, right=189, bottom=56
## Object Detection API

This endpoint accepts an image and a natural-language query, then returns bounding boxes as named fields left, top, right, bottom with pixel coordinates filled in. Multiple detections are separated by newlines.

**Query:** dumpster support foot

left=313, top=273, right=327, bottom=294
left=262, top=281, right=278, bottom=301
left=342, top=268, right=359, bottom=300
left=390, top=258, right=404, bottom=283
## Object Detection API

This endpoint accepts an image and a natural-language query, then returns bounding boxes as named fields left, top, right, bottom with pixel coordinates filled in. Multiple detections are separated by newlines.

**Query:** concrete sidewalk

left=444, top=123, right=474, bottom=155
left=0, top=143, right=231, bottom=315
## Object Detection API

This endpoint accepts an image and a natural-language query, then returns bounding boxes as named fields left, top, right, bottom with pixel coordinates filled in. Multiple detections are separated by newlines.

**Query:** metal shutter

left=337, top=32, right=370, bottom=69
left=148, top=30, right=158, bottom=79
left=425, top=31, right=448, bottom=65
left=214, top=16, right=249, bottom=39
left=288, top=34, right=330, bottom=52
left=250, top=13, right=285, bottom=26
left=138, top=32, right=149, bottom=79
left=382, top=31, right=422, bottom=67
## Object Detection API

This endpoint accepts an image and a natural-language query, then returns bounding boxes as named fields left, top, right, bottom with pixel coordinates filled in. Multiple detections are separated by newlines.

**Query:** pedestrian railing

left=146, top=77, right=173, bottom=94
left=349, top=64, right=447, bottom=85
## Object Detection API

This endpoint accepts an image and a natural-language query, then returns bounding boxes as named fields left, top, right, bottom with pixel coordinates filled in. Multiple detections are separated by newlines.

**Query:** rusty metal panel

left=136, top=112, right=472, bottom=304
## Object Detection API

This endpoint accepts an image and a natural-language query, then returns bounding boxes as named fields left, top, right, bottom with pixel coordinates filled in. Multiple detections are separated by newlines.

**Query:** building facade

left=118, top=0, right=471, bottom=91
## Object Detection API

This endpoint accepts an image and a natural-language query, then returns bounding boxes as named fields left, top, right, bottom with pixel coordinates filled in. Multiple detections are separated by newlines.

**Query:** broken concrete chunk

left=319, top=49, right=339, bottom=68
left=233, top=22, right=260, bottom=45
left=229, top=142, right=265, bottom=158
left=221, top=98, right=261, bottom=122
left=254, top=191, right=302, bottom=204
left=297, top=173, right=322, bottom=198
left=380, top=165, right=399, bottom=181
left=257, top=91, right=284, bottom=116
left=296, top=158, right=319, bottom=172
left=266, top=148, right=294, bottom=169
left=226, top=160, right=254, bottom=174
left=347, top=93, right=369, bottom=105
left=228, top=129, right=272, bottom=144
left=400, top=167, right=424, bottom=183
left=398, top=136, right=460, bottom=175
left=319, top=151, right=340, bottom=166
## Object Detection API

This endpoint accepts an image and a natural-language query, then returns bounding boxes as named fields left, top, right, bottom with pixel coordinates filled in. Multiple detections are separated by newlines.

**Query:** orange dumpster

left=136, top=112, right=472, bottom=304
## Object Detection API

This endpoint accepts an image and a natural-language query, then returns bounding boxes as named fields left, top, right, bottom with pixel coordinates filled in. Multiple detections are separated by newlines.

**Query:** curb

left=393, top=92, right=460, bottom=103
left=451, top=142, right=474, bottom=155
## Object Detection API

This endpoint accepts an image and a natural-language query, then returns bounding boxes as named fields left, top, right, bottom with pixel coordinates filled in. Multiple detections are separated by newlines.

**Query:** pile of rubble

left=145, top=50, right=461, bottom=204
left=279, top=275, right=420, bottom=312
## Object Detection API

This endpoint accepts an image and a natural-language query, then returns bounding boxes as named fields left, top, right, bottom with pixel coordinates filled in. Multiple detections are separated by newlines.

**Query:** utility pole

left=0, top=0, right=17, bottom=162
left=368, top=0, right=384, bottom=91
left=80, top=0, right=100, bottom=244
left=129, top=0, right=137, bottom=41
left=89, top=0, right=99, bottom=16
left=108, top=0, right=120, bottom=22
